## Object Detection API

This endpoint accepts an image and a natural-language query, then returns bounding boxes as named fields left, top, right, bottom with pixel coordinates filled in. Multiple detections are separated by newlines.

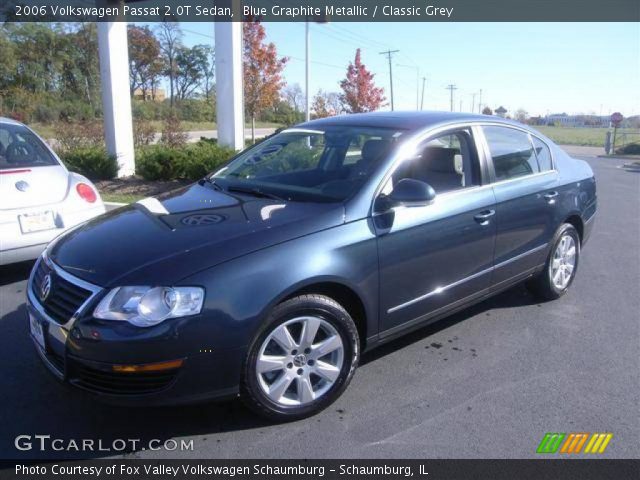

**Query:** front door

left=375, top=127, right=497, bottom=335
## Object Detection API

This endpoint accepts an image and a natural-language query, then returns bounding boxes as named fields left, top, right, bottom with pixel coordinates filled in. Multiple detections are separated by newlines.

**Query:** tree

left=312, top=90, right=341, bottom=119
left=515, top=108, right=528, bottom=123
left=127, top=25, right=163, bottom=100
left=482, top=106, right=493, bottom=115
left=174, top=44, right=209, bottom=100
left=243, top=22, right=288, bottom=142
left=283, top=83, right=304, bottom=112
left=339, top=49, right=385, bottom=113
left=155, top=22, right=182, bottom=107
left=201, top=46, right=215, bottom=100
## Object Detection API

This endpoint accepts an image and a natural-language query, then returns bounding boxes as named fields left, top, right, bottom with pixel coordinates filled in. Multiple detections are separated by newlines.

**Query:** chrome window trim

left=387, top=243, right=548, bottom=314
left=370, top=120, right=559, bottom=215
left=29, top=253, right=103, bottom=329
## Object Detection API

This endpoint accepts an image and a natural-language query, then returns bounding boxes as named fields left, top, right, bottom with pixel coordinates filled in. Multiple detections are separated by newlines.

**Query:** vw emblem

left=180, top=214, right=225, bottom=226
left=15, top=180, right=30, bottom=192
left=39, top=274, right=52, bottom=302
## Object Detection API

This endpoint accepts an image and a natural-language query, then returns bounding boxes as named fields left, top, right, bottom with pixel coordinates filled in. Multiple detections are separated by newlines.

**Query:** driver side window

left=385, top=128, right=480, bottom=195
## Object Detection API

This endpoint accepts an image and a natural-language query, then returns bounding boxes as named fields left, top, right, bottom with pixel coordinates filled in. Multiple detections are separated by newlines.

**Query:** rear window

left=532, top=136, right=553, bottom=171
left=483, top=126, right=539, bottom=181
left=0, top=123, right=58, bottom=170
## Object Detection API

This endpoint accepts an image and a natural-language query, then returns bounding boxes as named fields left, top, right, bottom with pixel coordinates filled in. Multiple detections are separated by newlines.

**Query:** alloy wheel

left=550, top=234, right=577, bottom=290
left=256, top=316, right=344, bottom=406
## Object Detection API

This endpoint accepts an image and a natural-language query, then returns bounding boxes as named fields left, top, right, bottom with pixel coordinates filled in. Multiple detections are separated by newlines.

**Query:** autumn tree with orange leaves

left=339, top=49, right=385, bottom=114
left=243, top=22, right=288, bottom=142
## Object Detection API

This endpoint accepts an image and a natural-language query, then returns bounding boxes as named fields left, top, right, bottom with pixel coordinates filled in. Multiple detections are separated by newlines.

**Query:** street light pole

left=420, top=77, right=426, bottom=110
left=305, top=21, right=310, bottom=122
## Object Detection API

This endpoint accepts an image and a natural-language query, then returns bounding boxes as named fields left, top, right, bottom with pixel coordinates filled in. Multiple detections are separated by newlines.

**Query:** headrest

left=361, top=139, right=391, bottom=164
left=422, top=147, right=458, bottom=174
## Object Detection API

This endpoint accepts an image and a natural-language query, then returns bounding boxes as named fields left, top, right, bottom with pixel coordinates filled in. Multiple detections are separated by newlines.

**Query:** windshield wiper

left=200, top=177, right=223, bottom=191
left=226, top=185, right=286, bottom=201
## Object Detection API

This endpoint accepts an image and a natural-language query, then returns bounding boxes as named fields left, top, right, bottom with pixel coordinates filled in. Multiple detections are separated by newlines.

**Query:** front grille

left=32, top=260, right=93, bottom=324
left=69, top=359, right=179, bottom=395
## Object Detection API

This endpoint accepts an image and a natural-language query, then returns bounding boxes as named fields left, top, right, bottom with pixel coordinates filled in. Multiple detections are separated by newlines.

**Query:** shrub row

left=60, top=141, right=237, bottom=182
left=60, top=147, right=118, bottom=181
left=136, top=141, right=236, bottom=181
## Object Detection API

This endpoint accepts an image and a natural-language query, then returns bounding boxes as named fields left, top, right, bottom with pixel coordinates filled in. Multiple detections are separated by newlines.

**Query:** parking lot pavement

left=0, top=155, right=638, bottom=460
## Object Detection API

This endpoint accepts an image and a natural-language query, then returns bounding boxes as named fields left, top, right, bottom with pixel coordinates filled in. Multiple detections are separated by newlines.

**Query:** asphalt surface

left=0, top=153, right=638, bottom=460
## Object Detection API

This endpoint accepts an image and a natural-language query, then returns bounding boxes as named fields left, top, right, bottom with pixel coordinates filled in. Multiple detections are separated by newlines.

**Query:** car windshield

left=210, top=126, right=404, bottom=202
left=0, top=123, right=58, bottom=170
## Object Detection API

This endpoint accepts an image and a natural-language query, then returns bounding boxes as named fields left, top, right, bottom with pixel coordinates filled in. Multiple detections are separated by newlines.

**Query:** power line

left=380, top=50, right=400, bottom=110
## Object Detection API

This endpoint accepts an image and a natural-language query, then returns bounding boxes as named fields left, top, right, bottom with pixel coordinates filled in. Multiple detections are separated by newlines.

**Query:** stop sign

left=610, top=112, right=623, bottom=126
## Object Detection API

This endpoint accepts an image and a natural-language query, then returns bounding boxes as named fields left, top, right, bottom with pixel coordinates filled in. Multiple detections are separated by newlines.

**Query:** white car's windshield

left=0, top=123, right=58, bottom=170
left=210, top=126, right=404, bottom=202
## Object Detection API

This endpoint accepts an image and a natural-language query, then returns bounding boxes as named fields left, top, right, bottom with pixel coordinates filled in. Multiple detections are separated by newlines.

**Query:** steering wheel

left=6, top=141, right=35, bottom=164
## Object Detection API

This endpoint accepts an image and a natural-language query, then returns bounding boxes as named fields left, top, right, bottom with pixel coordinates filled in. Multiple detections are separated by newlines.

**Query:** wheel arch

left=563, top=213, right=584, bottom=244
left=276, top=279, right=370, bottom=351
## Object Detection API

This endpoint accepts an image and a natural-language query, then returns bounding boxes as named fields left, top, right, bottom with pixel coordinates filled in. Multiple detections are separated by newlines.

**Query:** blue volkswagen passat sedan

left=27, top=112, right=596, bottom=420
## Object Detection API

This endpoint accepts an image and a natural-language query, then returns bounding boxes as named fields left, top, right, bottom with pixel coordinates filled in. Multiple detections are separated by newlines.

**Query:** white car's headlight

left=94, top=286, right=204, bottom=327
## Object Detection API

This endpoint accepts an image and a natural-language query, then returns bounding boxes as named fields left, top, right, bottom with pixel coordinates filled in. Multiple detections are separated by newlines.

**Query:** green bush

left=136, top=141, right=236, bottom=181
left=61, top=147, right=118, bottom=181
left=616, top=143, right=640, bottom=155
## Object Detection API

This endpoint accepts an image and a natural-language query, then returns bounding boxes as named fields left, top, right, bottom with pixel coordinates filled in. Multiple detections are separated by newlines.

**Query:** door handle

left=543, top=191, right=559, bottom=203
left=474, top=209, right=495, bottom=224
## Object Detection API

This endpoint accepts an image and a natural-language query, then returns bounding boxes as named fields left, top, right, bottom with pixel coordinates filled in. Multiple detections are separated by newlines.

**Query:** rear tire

left=240, top=294, right=360, bottom=421
left=527, top=223, right=580, bottom=301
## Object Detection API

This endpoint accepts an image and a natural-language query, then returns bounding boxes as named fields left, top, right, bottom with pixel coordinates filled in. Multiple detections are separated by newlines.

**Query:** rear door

left=480, top=125, right=559, bottom=287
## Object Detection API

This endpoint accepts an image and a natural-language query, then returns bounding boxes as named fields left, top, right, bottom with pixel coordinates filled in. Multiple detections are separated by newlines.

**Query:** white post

left=215, top=22, right=245, bottom=150
left=97, top=22, right=135, bottom=177
left=305, top=21, right=310, bottom=122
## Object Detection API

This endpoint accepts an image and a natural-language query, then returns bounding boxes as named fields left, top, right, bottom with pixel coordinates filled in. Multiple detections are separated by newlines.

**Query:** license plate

left=30, top=314, right=46, bottom=350
left=19, top=211, right=56, bottom=234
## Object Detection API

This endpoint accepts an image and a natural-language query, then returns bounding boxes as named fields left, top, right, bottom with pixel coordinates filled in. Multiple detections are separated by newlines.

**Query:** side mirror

left=388, top=178, right=436, bottom=206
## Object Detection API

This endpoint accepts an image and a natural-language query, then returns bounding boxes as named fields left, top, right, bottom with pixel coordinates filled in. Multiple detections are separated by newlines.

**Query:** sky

left=172, top=21, right=640, bottom=117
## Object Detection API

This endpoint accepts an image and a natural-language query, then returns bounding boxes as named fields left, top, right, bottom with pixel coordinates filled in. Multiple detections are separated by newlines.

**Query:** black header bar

left=1, top=0, right=639, bottom=23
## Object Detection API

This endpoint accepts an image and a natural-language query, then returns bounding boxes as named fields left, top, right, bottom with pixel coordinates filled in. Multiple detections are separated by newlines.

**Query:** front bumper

left=27, top=259, right=244, bottom=406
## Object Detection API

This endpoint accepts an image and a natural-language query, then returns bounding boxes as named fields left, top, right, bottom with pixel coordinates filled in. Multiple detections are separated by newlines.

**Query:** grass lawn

left=530, top=126, right=637, bottom=147
left=100, top=192, right=145, bottom=204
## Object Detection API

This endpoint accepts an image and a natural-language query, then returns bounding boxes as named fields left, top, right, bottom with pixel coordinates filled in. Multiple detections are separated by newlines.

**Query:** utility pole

left=478, top=89, right=483, bottom=113
left=420, top=77, right=426, bottom=110
left=380, top=50, right=400, bottom=110
left=459, top=99, right=463, bottom=112
left=470, top=92, right=477, bottom=113
left=445, top=84, right=457, bottom=112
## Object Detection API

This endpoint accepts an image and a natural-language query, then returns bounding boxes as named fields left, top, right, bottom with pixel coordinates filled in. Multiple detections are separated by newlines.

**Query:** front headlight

left=94, top=286, right=204, bottom=327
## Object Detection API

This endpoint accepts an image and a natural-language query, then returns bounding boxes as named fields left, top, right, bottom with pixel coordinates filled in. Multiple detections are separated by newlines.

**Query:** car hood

left=49, top=183, right=345, bottom=287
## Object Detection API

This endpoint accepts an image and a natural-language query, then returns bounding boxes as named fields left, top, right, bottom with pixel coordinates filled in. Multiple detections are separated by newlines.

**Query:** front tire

left=527, top=223, right=580, bottom=300
left=240, top=294, right=360, bottom=421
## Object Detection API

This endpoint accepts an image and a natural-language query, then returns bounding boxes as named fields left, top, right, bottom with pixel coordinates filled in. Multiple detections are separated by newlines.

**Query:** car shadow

left=360, top=283, right=539, bottom=365
left=0, top=260, right=34, bottom=287
left=0, top=280, right=539, bottom=461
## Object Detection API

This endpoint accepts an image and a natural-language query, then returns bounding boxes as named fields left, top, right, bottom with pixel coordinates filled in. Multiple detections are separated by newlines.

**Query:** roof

left=297, top=110, right=515, bottom=132
left=495, top=106, right=507, bottom=113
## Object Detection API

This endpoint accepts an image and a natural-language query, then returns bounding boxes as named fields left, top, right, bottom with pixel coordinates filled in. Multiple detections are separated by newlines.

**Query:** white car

left=0, top=118, right=105, bottom=265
